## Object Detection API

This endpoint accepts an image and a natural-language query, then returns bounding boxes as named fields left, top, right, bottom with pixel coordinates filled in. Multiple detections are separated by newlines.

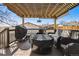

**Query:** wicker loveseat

left=56, top=30, right=79, bottom=56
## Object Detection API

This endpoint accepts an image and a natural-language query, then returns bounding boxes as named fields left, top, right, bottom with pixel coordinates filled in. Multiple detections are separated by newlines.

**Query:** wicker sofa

left=56, top=30, right=79, bottom=56
left=56, top=36, right=79, bottom=56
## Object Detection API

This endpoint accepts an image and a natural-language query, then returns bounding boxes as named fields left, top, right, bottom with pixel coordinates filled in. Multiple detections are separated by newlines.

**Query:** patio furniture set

left=15, top=25, right=79, bottom=55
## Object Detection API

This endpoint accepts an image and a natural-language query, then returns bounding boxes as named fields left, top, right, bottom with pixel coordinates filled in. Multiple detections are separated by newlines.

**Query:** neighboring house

left=63, top=21, right=79, bottom=26
left=40, top=24, right=58, bottom=29
left=23, top=22, right=41, bottom=29
left=21, top=22, right=57, bottom=29
left=20, top=22, right=57, bottom=33
left=21, top=22, right=41, bottom=33
left=58, top=21, right=79, bottom=30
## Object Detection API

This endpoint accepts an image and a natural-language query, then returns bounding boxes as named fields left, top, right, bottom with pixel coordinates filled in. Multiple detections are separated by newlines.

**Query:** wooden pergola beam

left=48, top=4, right=59, bottom=18
left=4, top=3, right=23, bottom=17
left=16, top=4, right=30, bottom=17
left=45, top=3, right=51, bottom=18
left=33, top=4, right=37, bottom=17
left=25, top=4, right=34, bottom=17
left=9, top=4, right=25, bottom=17
left=4, top=3, right=78, bottom=18
left=56, top=3, right=78, bottom=17
left=51, top=4, right=67, bottom=17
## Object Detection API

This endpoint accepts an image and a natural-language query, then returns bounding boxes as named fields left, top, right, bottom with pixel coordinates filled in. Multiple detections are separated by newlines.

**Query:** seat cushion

left=60, top=37, right=72, bottom=45
left=64, top=43, right=79, bottom=56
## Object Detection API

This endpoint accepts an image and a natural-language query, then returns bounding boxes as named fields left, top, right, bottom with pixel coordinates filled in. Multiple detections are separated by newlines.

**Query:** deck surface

left=0, top=28, right=63, bottom=56
left=0, top=40, right=63, bottom=56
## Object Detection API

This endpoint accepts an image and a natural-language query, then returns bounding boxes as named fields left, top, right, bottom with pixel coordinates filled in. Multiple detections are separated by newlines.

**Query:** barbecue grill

left=15, top=25, right=27, bottom=41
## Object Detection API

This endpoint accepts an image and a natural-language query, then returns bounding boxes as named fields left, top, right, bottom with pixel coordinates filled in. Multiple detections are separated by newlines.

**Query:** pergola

left=4, top=3, right=78, bottom=29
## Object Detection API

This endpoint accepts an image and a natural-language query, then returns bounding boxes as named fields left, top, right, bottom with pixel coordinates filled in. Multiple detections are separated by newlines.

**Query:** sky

left=0, top=4, right=79, bottom=26
left=57, top=5, right=79, bottom=24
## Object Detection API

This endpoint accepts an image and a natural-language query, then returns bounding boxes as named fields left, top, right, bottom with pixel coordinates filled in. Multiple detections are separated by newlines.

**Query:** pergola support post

left=54, top=18, right=57, bottom=30
left=53, top=18, right=57, bottom=33
left=22, top=17, right=24, bottom=27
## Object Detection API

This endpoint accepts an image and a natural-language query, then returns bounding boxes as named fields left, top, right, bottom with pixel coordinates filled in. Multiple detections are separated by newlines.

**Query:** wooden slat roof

left=4, top=3, right=78, bottom=18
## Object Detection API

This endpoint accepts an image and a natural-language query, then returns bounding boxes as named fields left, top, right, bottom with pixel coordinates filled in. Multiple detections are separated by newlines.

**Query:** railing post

left=6, top=28, right=9, bottom=48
